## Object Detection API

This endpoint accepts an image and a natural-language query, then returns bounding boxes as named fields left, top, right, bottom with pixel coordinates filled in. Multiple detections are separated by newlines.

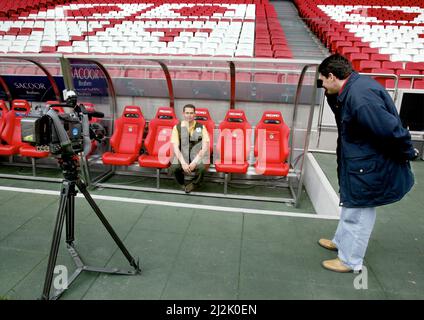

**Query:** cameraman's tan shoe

left=318, top=238, right=338, bottom=251
left=321, top=258, right=353, bottom=273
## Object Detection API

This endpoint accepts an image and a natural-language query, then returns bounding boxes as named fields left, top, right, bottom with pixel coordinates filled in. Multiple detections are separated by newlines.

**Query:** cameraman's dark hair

left=318, top=54, right=353, bottom=80
left=183, top=104, right=195, bottom=112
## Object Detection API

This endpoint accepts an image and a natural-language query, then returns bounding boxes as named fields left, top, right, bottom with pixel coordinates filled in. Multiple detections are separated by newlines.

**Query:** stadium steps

left=270, top=0, right=328, bottom=60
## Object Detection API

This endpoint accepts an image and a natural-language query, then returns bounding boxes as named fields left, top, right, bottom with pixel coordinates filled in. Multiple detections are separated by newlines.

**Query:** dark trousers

left=169, top=161, right=207, bottom=187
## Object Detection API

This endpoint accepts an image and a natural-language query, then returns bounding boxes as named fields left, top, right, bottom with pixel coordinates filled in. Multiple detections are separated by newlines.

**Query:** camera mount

left=34, top=92, right=141, bottom=300
left=41, top=153, right=141, bottom=300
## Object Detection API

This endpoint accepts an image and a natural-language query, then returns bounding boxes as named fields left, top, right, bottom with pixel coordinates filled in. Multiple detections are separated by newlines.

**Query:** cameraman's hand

left=182, top=162, right=191, bottom=174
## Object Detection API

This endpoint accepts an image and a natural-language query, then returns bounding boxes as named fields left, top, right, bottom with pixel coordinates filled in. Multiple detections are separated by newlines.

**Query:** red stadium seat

left=331, top=41, right=352, bottom=54
left=41, top=46, right=56, bottom=53
left=108, top=68, right=124, bottom=78
left=361, top=47, right=380, bottom=55
left=16, top=99, right=50, bottom=158
left=327, top=35, right=345, bottom=48
left=254, top=110, right=290, bottom=176
left=138, top=107, right=178, bottom=168
left=200, top=72, right=227, bottom=81
left=236, top=72, right=251, bottom=82
left=46, top=100, right=64, bottom=113
left=0, top=100, right=9, bottom=140
left=274, top=50, right=293, bottom=58
left=125, top=69, right=148, bottom=79
left=339, top=46, right=360, bottom=56
left=82, top=103, right=99, bottom=123
left=255, top=50, right=273, bottom=58
left=19, top=144, right=50, bottom=158
left=369, top=69, right=396, bottom=87
left=382, top=61, right=404, bottom=71
left=255, top=73, right=279, bottom=83
left=272, top=44, right=289, bottom=51
left=345, top=36, right=360, bottom=43
left=385, top=79, right=413, bottom=89
left=175, top=71, right=200, bottom=80
left=358, top=61, right=381, bottom=72
left=370, top=54, right=390, bottom=63
left=413, top=80, right=424, bottom=89
left=347, top=53, right=369, bottom=70
left=194, top=108, right=214, bottom=154
left=0, top=99, right=48, bottom=157
left=397, top=69, right=420, bottom=76
left=370, top=68, right=395, bottom=75
left=102, top=106, right=146, bottom=166
left=0, top=100, right=30, bottom=155
left=405, top=62, right=424, bottom=72
left=215, top=109, right=252, bottom=174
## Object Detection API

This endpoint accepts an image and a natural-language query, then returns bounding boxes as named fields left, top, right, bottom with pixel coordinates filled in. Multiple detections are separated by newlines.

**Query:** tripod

left=41, top=154, right=141, bottom=300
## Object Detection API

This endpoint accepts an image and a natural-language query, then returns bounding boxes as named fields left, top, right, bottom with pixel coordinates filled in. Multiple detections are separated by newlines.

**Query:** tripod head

left=57, top=154, right=80, bottom=182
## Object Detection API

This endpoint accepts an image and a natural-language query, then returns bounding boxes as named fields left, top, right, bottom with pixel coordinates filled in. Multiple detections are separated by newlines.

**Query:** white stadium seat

left=391, top=54, right=412, bottom=62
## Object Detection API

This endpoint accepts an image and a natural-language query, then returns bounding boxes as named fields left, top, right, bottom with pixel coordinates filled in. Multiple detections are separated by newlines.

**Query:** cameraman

left=317, top=54, right=418, bottom=273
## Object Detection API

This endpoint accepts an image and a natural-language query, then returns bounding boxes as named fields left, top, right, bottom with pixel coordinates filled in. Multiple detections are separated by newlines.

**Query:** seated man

left=169, top=104, right=210, bottom=193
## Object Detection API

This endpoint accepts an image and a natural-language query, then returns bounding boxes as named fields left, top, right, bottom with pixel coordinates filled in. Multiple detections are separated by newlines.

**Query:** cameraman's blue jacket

left=327, top=72, right=415, bottom=208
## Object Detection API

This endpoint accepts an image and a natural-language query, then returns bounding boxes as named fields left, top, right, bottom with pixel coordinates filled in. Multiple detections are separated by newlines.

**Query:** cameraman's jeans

left=169, top=161, right=207, bottom=187
left=332, top=207, right=376, bottom=271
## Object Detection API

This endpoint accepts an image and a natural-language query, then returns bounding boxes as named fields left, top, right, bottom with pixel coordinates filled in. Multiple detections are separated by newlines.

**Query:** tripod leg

left=41, top=181, right=71, bottom=300
left=65, top=183, right=76, bottom=244
left=76, top=180, right=141, bottom=273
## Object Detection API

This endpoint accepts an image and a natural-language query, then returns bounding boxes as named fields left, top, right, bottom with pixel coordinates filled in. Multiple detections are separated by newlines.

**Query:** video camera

left=21, top=90, right=105, bottom=156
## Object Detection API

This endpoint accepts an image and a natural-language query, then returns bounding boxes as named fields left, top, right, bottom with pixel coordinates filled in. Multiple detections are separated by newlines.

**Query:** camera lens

left=316, top=79, right=323, bottom=88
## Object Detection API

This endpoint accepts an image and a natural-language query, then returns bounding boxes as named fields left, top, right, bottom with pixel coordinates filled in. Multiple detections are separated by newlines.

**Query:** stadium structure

left=0, top=0, right=423, bottom=300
